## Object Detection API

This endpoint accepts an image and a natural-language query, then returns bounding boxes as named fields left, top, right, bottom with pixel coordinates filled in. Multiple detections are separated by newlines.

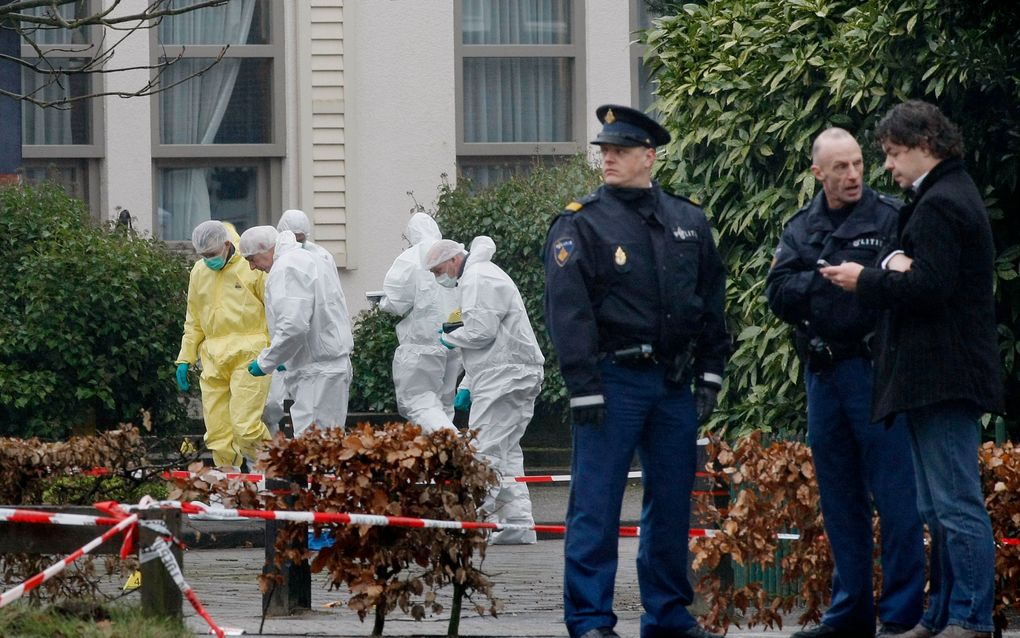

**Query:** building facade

left=20, top=0, right=656, bottom=315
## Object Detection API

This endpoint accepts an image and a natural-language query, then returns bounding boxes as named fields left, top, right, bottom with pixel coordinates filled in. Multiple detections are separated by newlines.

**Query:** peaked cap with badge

left=591, top=104, right=671, bottom=148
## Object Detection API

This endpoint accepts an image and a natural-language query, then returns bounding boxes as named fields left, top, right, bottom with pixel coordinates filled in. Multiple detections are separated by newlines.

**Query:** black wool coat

left=857, top=157, right=1004, bottom=422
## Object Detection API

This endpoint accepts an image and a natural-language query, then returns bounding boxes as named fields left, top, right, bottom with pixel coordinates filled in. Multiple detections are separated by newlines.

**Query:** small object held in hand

left=816, top=258, right=832, bottom=268
left=442, top=321, right=464, bottom=333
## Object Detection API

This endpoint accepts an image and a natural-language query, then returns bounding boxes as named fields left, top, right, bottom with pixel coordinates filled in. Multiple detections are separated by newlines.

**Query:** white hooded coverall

left=256, top=231, right=354, bottom=436
left=440, top=236, right=545, bottom=544
left=263, top=220, right=347, bottom=432
left=378, top=213, right=462, bottom=432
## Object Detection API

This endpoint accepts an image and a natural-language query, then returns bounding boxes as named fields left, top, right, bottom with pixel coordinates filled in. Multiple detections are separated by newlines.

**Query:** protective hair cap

left=424, top=239, right=466, bottom=269
left=277, top=209, right=312, bottom=237
left=192, top=220, right=229, bottom=254
left=239, top=225, right=279, bottom=257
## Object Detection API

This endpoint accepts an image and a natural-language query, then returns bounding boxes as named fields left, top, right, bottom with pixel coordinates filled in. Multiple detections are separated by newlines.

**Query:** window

left=19, top=2, right=103, bottom=211
left=631, top=1, right=661, bottom=114
left=151, top=0, right=283, bottom=240
left=456, top=0, right=585, bottom=188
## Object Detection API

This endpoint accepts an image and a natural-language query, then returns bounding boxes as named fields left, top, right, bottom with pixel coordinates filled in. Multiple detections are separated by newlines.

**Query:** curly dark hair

left=873, top=100, right=965, bottom=159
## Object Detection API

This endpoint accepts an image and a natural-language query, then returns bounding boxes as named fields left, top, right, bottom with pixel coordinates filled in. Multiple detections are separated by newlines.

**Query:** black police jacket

left=765, top=187, right=901, bottom=348
left=543, top=183, right=729, bottom=399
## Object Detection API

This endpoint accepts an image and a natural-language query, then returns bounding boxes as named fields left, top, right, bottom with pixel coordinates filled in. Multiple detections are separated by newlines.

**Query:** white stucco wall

left=341, top=0, right=457, bottom=316
left=100, top=0, right=154, bottom=234
left=584, top=2, right=636, bottom=155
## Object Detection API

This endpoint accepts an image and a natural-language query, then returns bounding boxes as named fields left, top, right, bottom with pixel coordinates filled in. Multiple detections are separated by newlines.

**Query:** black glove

left=570, top=395, right=606, bottom=427
left=694, top=385, right=719, bottom=424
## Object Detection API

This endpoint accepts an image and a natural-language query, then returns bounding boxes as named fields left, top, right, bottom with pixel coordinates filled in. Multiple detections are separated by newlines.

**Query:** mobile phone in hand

left=816, top=259, right=832, bottom=268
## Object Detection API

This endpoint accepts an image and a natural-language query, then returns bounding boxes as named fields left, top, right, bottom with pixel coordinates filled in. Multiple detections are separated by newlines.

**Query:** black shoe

left=791, top=625, right=858, bottom=638
left=877, top=623, right=913, bottom=637
left=676, top=626, right=724, bottom=638
left=578, top=628, right=622, bottom=638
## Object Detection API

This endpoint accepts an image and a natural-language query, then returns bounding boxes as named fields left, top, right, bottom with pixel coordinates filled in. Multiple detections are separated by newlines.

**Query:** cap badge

left=614, top=246, right=627, bottom=266
left=605, top=108, right=616, bottom=124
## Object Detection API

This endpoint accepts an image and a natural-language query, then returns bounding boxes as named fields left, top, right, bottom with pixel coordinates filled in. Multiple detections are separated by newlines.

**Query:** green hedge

left=646, top=0, right=1020, bottom=438
left=348, top=157, right=603, bottom=417
left=0, top=183, right=191, bottom=438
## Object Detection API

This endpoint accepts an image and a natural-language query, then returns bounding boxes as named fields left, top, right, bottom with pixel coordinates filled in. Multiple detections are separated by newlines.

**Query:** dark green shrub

left=435, top=156, right=604, bottom=416
left=348, top=308, right=401, bottom=413
left=0, top=183, right=191, bottom=438
left=646, top=0, right=1020, bottom=438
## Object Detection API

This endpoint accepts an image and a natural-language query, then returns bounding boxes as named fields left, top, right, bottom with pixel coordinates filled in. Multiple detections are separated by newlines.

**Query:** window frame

left=630, top=0, right=659, bottom=113
left=149, top=0, right=286, bottom=159
left=19, top=12, right=104, bottom=159
left=153, top=157, right=282, bottom=247
left=454, top=0, right=587, bottom=162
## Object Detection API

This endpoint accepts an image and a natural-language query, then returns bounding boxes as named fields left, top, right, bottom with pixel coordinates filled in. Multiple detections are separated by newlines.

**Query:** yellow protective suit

left=176, top=225, right=271, bottom=468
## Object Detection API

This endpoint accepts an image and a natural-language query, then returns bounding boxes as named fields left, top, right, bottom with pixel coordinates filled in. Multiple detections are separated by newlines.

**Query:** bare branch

left=1, top=0, right=232, bottom=29
left=0, top=45, right=228, bottom=109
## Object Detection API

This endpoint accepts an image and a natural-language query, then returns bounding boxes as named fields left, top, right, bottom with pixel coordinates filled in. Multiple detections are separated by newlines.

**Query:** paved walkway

left=182, top=540, right=803, bottom=638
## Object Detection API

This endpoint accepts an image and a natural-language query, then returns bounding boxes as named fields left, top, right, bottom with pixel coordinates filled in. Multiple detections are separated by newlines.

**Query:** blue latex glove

left=175, top=362, right=190, bottom=392
left=248, top=360, right=266, bottom=377
left=276, top=364, right=286, bottom=372
left=438, top=328, right=455, bottom=350
left=454, top=389, right=471, bottom=411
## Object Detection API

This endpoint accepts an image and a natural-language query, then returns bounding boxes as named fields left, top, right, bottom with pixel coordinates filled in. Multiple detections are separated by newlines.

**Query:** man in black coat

left=821, top=100, right=1002, bottom=638
left=766, top=128, right=924, bottom=638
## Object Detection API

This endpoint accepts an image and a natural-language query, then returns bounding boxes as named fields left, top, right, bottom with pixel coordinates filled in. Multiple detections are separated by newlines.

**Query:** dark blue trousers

left=564, top=359, right=699, bottom=638
left=805, top=357, right=925, bottom=633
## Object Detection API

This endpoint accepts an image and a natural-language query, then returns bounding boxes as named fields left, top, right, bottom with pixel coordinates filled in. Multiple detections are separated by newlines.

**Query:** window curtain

left=159, top=0, right=255, bottom=240
left=21, top=3, right=89, bottom=144
left=462, top=0, right=573, bottom=144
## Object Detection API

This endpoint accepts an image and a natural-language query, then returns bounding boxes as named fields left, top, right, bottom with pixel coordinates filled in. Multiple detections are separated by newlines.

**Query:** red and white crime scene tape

left=0, top=507, right=122, bottom=528
left=0, top=513, right=138, bottom=608
left=141, top=537, right=240, bottom=637
left=163, top=468, right=655, bottom=486
left=173, top=500, right=776, bottom=540
left=0, top=502, right=236, bottom=637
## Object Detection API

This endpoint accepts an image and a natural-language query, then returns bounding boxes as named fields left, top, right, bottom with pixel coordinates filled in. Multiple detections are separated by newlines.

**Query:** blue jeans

left=805, top=358, right=925, bottom=632
left=563, top=359, right=699, bottom=638
left=906, top=400, right=995, bottom=634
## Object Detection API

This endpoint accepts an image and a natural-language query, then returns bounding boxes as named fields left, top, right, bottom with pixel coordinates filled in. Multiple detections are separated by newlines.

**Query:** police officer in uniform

left=765, top=128, right=924, bottom=638
left=544, top=105, right=729, bottom=638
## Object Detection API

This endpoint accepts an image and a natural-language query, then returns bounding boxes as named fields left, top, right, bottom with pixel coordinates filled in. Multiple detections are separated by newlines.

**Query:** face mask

left=436, top=273, right=458, bottom=288
left=204, top=252, right=227, bottom=271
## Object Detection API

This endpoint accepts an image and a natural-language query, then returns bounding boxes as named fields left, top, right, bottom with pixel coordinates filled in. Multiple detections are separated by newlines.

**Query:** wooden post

left=262, top=476, right=311, bottom=616
left=138, top=508, right=183, bottom=619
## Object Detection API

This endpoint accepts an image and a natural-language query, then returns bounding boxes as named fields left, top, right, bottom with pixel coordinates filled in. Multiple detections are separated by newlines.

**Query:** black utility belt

left=606, top=344, right=658, bottom=365
left=807, top=339, right=871, bottom=372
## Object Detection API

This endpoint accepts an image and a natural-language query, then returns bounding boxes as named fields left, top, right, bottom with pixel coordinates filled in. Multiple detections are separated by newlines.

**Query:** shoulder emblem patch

left=553, top=238, right=575, bottom=267
left=565, top=201, right=583, bottom=212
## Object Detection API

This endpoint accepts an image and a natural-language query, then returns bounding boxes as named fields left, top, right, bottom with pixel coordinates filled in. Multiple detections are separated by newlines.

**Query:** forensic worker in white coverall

left=426, top=236, right=544, bottom=544
left=239, top=226, right=354, bottom=435
left=262, top=209, right=349, bottom=433
left=378, top=213, right=462, bottom=432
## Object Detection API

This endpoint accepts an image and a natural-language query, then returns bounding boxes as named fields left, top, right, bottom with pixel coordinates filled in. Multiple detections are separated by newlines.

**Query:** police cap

left=590, top=104, right=671, bottom=148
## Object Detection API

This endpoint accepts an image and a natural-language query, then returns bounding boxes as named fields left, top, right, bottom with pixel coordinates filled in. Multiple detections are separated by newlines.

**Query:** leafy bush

left=348, top=309, right=400, bottom=413
left=435, top=156, right=603, bottom=415
left=0, top=183, right=191, bottom=438
left=645, top=0, right=1020, bottom=438
left=170, top=423, right=500, bottom=637
left=691, top=436, right=1020, bottom=633
left=0, top=425, right=167, bottom=605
